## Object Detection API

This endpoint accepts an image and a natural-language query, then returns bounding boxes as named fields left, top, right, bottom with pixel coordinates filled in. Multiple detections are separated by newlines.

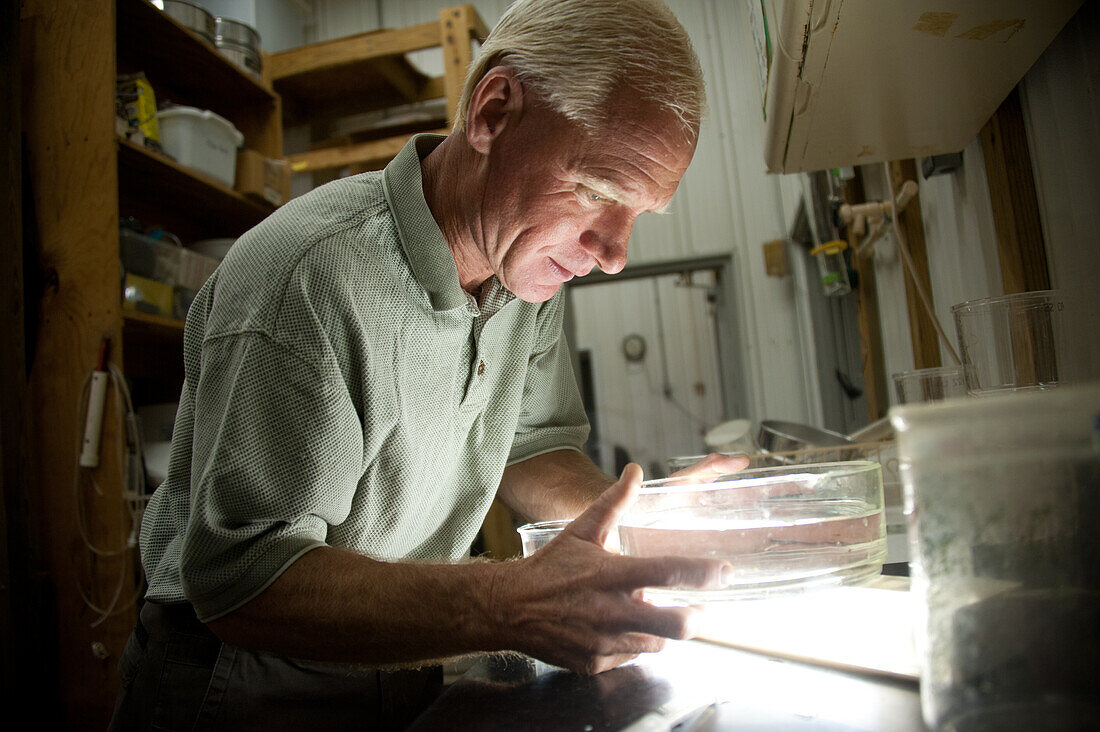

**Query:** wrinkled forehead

left=574, top=111, right=698, bottom=212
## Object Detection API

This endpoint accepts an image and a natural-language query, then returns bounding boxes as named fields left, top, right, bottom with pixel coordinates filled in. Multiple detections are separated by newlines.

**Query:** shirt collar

left=382, top=133, right=471, bottom=312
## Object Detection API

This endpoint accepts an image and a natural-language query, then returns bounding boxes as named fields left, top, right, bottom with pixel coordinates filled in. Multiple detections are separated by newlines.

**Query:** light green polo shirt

left=140, top=134, right=589, bottom=622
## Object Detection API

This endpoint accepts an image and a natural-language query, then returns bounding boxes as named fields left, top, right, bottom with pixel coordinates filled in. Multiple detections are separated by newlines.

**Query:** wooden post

left=844, top=178, right=889, bottom=421
left=889, top=159, right=941, bottom=370
left=440, top=5, right=480, bottom=127
left=980, top=87, right=1051, bottom=294
left=22, top=0, right=137, bottom=724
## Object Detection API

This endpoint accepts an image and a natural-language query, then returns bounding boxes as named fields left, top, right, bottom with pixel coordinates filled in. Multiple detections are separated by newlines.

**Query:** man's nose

left=580, top=213, right=634, bottom=274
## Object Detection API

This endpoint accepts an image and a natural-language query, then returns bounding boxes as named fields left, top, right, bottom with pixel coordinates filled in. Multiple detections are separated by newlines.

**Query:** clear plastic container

left=891, top=384, right=1100, bottom=731
left=952, top=290, right=1068, bottom=394
left=892, top=365, right=969, bottom=405
left=810, top=240, right=852, bottom=297
left=619, top=462, right=886, bottom=603
left=516, top=519, right=569, bottom=557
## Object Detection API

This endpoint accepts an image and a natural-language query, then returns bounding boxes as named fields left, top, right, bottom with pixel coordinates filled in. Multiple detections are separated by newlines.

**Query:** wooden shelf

left=117, top=135, right=274, bottom=238
left=116, top=0, right=282, bottom=156
left=123, top=309, right=185, bottom=332
left=273, top=5, right=487, bottom=179
left=117, top=0, right=276, bottom=108
left=288, top=127, right=449, bottom=174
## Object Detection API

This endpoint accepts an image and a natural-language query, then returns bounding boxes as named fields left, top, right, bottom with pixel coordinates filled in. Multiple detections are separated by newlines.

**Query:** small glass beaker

left=516, top=519, right=569, bottom=557
left=952, top=290, right=1068, bottom=395
left=892, top=365, right=969, bottom=404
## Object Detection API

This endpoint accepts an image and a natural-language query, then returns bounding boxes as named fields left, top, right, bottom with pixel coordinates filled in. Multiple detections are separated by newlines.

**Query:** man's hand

left=669, top=452, right=750, bottom=478
left=485, top=464, right=731, bottom=675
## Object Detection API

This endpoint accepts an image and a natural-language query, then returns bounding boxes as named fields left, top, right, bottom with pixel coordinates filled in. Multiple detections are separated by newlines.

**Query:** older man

left=110, top=0, right=745, bottom=728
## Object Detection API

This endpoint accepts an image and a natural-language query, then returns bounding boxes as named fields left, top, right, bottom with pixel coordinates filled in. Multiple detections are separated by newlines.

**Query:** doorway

left=566, top=257, right=744, bottom=479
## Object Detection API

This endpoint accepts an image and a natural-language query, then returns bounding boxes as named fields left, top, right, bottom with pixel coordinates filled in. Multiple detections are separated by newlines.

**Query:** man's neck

left=419, top=134, right=493, bottom=294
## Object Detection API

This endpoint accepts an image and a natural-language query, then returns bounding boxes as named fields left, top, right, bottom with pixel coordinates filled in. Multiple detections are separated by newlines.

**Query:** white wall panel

left=1019, top=2, right=1100, bottom=382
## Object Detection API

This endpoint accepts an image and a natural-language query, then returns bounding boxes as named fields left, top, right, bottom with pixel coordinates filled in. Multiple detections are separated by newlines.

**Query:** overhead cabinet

left=756, top=0, right=1084, bottom=173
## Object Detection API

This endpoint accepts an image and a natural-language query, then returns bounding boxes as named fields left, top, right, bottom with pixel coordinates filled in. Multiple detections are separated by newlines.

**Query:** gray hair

left=454, top=0, right=705, bottom=135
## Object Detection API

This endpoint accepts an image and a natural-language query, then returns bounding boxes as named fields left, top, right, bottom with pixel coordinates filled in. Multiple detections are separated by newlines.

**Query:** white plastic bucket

left=157, top=106, right=243, bottom=186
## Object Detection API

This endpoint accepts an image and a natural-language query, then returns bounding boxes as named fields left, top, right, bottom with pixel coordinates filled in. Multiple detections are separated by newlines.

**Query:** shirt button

left=477, top=360, right=486, bottom=376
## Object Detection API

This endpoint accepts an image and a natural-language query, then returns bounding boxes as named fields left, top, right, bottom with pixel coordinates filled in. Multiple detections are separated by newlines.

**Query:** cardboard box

left=235, top=149, right=290, bottom=206
left=123, top=273, right=174, bottom=317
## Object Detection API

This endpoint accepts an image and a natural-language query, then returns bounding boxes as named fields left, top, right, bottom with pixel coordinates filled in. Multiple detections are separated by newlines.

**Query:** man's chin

left=508, top=281, right=563, bottom=304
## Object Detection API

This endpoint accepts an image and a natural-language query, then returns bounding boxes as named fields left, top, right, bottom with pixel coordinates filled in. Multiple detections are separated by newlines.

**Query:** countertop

left=408, top=638, right=924, bottom=731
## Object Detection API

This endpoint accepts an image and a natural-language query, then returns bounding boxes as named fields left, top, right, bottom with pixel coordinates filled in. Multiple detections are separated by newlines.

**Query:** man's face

left=476, top=91, right=698, bottom=303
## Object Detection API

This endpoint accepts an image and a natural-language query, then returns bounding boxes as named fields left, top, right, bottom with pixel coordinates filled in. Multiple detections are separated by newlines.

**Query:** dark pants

left=108, top=602, right=442, bottom=731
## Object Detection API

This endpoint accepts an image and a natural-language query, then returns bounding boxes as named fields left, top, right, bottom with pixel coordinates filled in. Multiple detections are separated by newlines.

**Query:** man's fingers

left=608, top=555, right=731, bottom=593
left=568, top=463, right=643, bottom=546
left=671, top=452, right=750, bottom=477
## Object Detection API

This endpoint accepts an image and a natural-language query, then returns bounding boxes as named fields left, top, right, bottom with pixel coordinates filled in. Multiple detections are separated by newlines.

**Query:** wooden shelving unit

left=20, top=0, right=283, bottom=724
left=117, top=135, right=274, bottom=239
left=122, top=310, right=186, bottom=332
left=270, top=4, right=487, bottom=178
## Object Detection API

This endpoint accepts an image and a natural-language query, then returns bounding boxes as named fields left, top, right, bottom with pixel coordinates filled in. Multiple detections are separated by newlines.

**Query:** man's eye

left=587, top=191, right=604, bottom=202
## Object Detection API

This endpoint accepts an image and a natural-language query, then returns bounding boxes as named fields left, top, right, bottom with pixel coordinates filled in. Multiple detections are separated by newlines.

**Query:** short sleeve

left=180, top=332, right=364, bottom=621
left=507, top=294, right=590, bottom=465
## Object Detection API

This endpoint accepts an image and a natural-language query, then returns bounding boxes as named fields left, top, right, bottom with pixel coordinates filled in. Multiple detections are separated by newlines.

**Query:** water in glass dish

left=619, top=498, right=886, bottom=601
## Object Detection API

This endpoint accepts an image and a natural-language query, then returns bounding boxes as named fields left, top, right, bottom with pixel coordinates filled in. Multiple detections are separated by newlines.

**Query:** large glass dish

left=619, top=462, right=886, bottom=603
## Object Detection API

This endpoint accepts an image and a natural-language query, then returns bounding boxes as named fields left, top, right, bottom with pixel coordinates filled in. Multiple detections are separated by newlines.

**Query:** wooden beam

left=281, top=78, right=445, bottom=128
left=468, top=4, right=491, bottom=42
left=22, top=0, right=136, bottom=725
left=980, top=87, right=1051, bottom=294
left=287, top=128, right=450, bottom=174
left=266, top=21, right=441, bottom=81
left=440, top=5, right=478, bottom=125
left=889, top=159, right=941, bottom=370
left=844, top=178, right=889, bottom=421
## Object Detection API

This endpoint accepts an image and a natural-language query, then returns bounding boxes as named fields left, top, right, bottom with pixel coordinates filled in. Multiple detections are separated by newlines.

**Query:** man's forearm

left=206, top=546, right=506, bottom=665
left=204, top=467, right=732, bottom=675
left=497, top=449, right=615, bottom=521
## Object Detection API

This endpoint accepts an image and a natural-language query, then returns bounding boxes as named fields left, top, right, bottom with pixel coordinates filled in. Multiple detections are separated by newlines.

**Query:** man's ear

left=465, top=66, right=524, bottom=155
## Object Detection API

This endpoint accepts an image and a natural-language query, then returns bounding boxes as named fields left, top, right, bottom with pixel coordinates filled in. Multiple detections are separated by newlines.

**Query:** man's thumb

left=568, top=463, right=643, bottom=547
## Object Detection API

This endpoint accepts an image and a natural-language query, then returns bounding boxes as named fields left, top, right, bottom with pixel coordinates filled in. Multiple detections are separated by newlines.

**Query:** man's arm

left=497, top=449, right=614, bottom=521
left=206, top=465, right=730, bottom=675
left=497, top=448, right=752, bottom=522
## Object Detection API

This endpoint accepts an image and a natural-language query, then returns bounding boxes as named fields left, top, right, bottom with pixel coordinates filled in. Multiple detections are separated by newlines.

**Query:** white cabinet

left=756, top=0, right=1083, bottom=173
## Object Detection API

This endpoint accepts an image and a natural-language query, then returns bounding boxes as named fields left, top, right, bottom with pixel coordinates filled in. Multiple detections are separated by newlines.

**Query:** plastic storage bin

left=157, top=106, right=243, bottom=186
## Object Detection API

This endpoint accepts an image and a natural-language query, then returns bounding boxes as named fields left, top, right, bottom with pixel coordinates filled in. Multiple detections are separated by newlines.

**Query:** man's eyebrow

left=577, top=174, right=671, bottom=215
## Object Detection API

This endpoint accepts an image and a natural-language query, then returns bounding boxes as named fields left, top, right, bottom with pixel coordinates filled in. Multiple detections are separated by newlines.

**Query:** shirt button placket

left=477, top=360, right=486, bottom=376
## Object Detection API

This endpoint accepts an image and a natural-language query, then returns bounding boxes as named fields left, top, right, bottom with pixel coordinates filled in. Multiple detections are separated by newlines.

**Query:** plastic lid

left=157, top=105, right=244, bottom=145
left=810, top=239, right=848, bottom=256
left=705, top=419, right=752, bottom=447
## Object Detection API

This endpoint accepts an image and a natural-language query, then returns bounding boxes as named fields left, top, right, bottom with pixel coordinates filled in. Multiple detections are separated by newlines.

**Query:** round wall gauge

left=622, top=333, right=647, bottom=362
